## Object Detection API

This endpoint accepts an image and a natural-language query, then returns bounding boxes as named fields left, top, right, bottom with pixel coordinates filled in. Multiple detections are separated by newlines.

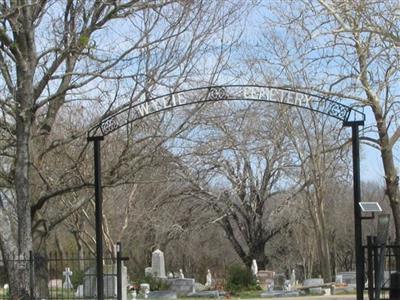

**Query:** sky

left=360, top=106, right=386, bottom=185
left=238, top=2, right=395, bottom=186
left=361, top=143, right=384, bottom=184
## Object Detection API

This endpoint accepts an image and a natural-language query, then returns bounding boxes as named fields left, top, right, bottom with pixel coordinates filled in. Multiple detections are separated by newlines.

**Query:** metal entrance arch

left=87, top=85, right=366, bottom=300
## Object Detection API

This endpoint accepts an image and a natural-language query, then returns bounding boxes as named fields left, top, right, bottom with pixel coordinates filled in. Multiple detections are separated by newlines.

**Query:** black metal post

left=29, top=251, right=34, bottom=300
left=367, top=236, right=374, bottom=300
left=88, top=136, right=104, bottom=300
left=349, top=122, right=364, bottom=300
left=373, top=237, right=379, bottom=300
left=117, top=242, right=122, bottom=300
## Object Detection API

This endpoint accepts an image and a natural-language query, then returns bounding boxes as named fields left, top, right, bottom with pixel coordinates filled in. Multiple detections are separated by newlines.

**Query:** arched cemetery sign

left=88, top=85, right=365, bottom=137
left=87, top=85, right=366, bottom=300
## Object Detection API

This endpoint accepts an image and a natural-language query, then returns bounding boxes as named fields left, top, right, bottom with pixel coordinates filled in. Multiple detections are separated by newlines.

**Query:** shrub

left=226, top=265, right=258, bottom=294
left=71, top=269, right=85, bottom=287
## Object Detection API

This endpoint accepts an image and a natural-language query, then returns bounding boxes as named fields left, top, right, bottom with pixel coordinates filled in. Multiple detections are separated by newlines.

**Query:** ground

left=249, top=296, right=356, bottom=300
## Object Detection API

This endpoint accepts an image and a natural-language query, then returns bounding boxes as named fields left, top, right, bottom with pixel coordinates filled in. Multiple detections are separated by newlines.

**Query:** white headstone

left=290, top=269, right=296, bottom=285
left=75, top=285, right=84, bottom=298
left=167, top=272, right=174, bottom=278
left=284, top=280, right=291, bottom=291
left=179, top=269, right=185, bottom=279
left=303, top=278, right=324, bottom=287
left=3, top=284, right=8, bottom=290
left=206, top=269, right=212, bottom=287
left=63, top=267, right=74, bottom=289
left=335, top=275, right=343, bottom=284
left=151, top=249, right=166, bottom=278
left=140, top=284, right=150, bottom=299
left=268, top=282, right=274, bottom=291
left=140, top=283, right=150, bottom=293
left=145, top=267, right=153, bottom=277
left=251, top=259, right=258, bottom=277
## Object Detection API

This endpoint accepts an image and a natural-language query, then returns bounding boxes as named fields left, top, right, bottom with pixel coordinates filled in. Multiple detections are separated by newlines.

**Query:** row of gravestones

left=47, top=249, right=212, bottom=300
left=46, top=250, right=359, bottom=299
left=257, top=272, right=296, bottom=291
left=48, top=264, right=128, bottom=300
left=144, top=249, right=214, bottom=297
left=257, top=270, right=359, bottom=296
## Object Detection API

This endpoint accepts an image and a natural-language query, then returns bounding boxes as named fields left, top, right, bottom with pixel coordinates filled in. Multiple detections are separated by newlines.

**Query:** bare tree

left=247, top=0, right=400, bottom=260
left=283, top=110, right=350, bottom=281
left=0, top=1, right=248, bottom=298
left=171, top=102, right=303, bottom=269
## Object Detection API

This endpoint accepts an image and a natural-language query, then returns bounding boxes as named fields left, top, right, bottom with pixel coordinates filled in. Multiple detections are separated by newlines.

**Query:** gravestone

left=75, top=285, right=84, bottom=298
left=256, top=271, right=274, bottom=289
left=140, top=283, right=150, bottom=297
left=251, top=260, right=258, bottom=278
left=337, top=272, right=356, bottom=285
left=151, top=249, right=166, bottom=278
left=83, top=267, right=96, bottom=297
left=303, top=278, right=324, bottom=295
left=63, top=267, right=74, bottom=289
left=83, top=264, right=128, bottom=300
left=303, top=278, right=324, bottom=286
left=205, top=270, right=212, bottom=287
left=273, top=274, right=285, bottom=290
left=168, top=278, right=195, bottom=296
left=335, top=275, right=343, bottom=284
left=290, top=270, right=296, bottom=286
left=178, top=269, right=184, bottom=279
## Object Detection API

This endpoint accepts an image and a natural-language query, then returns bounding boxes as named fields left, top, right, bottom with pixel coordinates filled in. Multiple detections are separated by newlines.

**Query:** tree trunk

left=356, top=37, right=400, bottom=267
left=33, top=233, right=50, bottom=299
left=248, top=240, right=268, bottom=270
left=370, top=100, right=400, bottom=268
left=34, top=252, right=49, bottom=299
left=14, top=123, right=33, bottom=297
left=11, top=9, right=36, bottom=296
left=309, top=201, right=332, bottom=283
left=318, top=208, right=332, bottom=282
left=72, top=229, right=85, bottom=270
left=331, top=233, right=337, bottom=278
left=319, top=229, right=332, bottom=282
left=6, top=257, right=31, bottom=300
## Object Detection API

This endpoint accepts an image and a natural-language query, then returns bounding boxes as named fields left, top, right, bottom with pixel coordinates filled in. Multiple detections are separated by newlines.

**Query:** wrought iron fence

left=0, top=245, right=126, bottom=300
left=364, top=241, right=400, bottom=300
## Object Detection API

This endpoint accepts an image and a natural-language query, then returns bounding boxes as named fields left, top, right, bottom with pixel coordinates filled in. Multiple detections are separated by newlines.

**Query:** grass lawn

left=0, top=288, right=8, bottom=298
left=237, top=290, right=263, bottom=298
left=49, top=288, right=76, bottom=298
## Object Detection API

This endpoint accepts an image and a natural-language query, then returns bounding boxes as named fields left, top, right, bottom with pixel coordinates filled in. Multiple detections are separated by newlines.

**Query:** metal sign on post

left=359, top=202, right=382, bottom=213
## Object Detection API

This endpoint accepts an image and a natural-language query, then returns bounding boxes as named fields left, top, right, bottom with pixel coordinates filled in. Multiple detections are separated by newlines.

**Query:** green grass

left=236, top=290, right=263, bottom=298
left=0, top=288, right=9, bottom=298
left=49, top=288, right=75, bottom=298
